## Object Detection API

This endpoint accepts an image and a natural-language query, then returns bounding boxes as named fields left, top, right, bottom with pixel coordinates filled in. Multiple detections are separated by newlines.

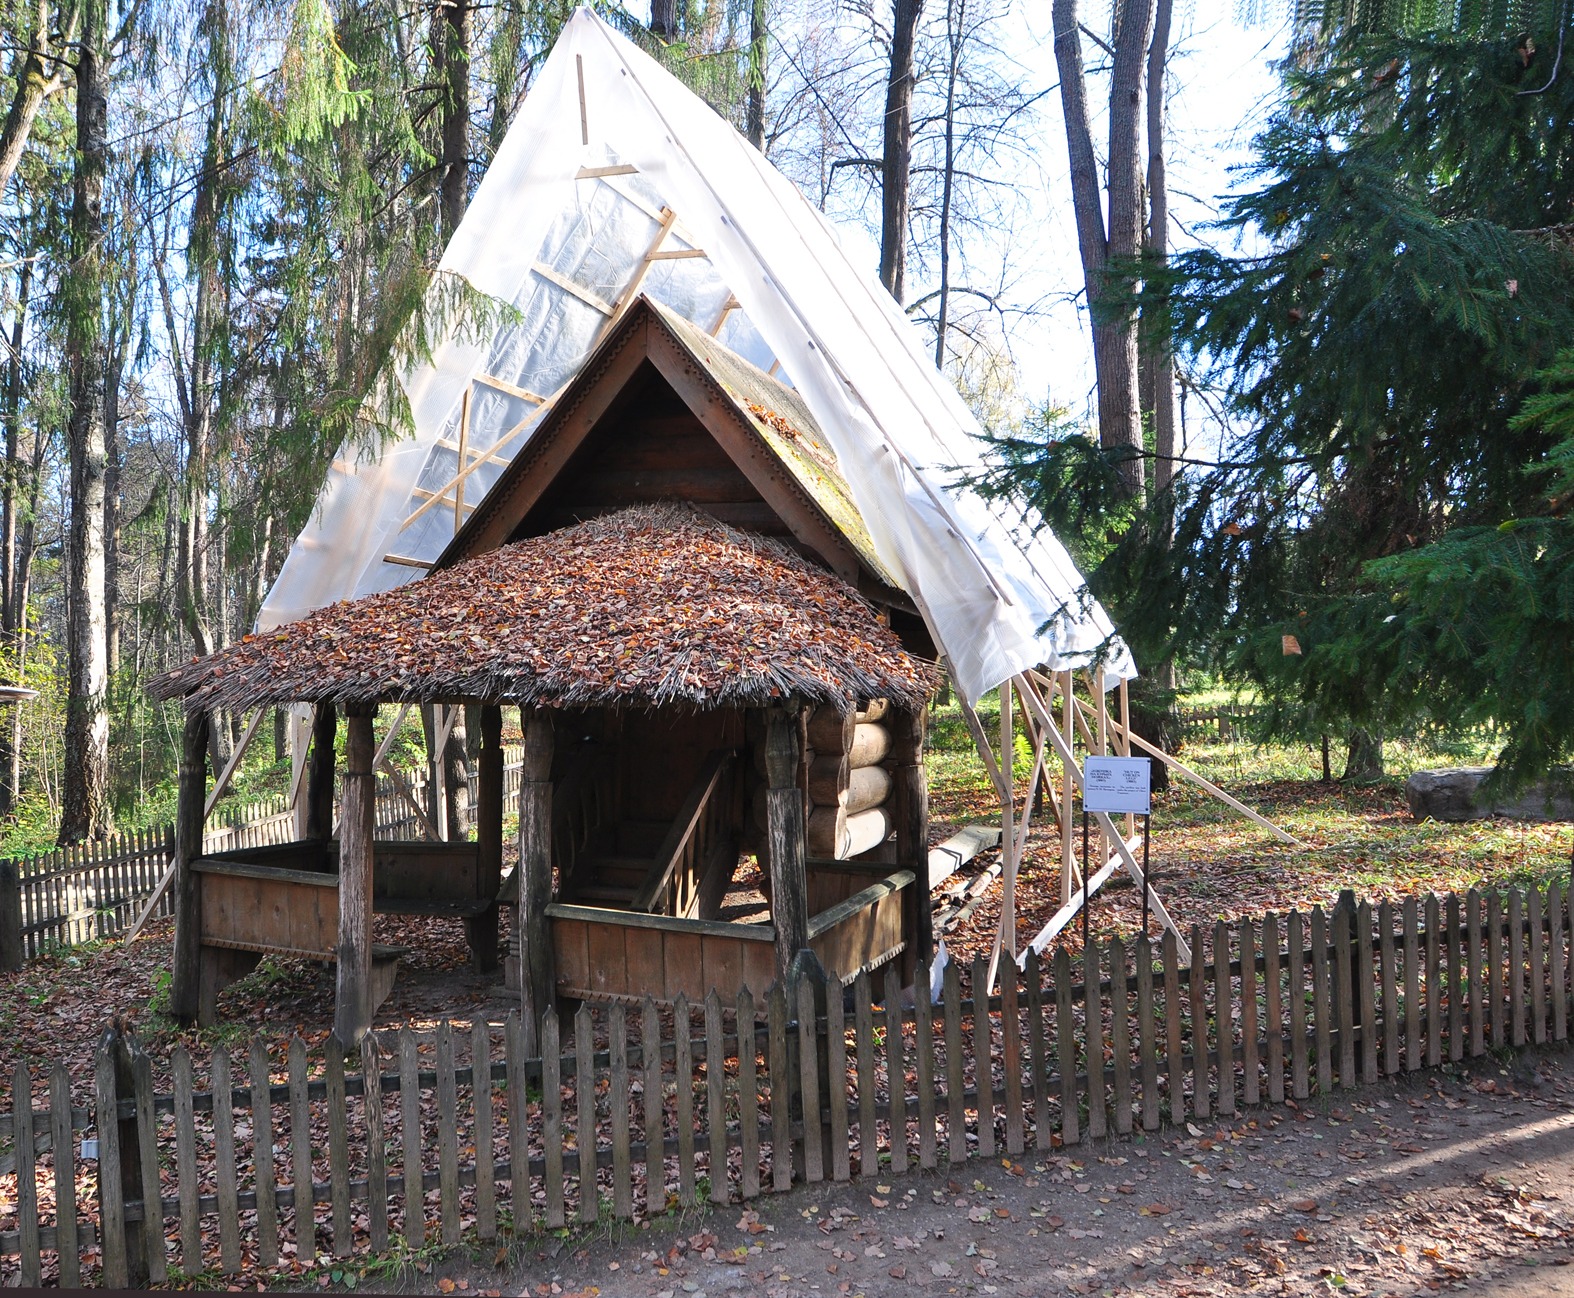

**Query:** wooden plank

left=1026, top=949, right=1052, bottom=1148
left=50, top=1064, right=79, bottom=1288
left=358, top=1038, right=388, bottom=1256
left=211, top=1048, right=242, bottom=1274
left=1357, top=901, right=1379, bottom=1085
left=1213, top=921, right=1235, bottom=1117
left=704, top=993, right=730, bottom=1202
left=1403, top=898, right=1421, bottom=1069
left=94, top=1043, right=127, bottom=1289
left=398, top=1028, right=424, bottom=1245
left=1530, top=888, right=1547, bottom=1044
left=1162, top=931, right=1184, bottom=1123
left=827, top=975, right=853, bottom=1180
left=798, top=978, right=825, bottom=1184
left=854, top=972, right=878, bottom=1173
left=1240, top=919, right=1259, bottom=1107
left=1378, top=900, right=1399, bottom=1076
left=1310, top=908, right=1332, bottom=1098
left=1331, top=904, right=1355, bottom=1088
left=542, top=1013, right=565, bottom=1229
left=1000, top=959, right=1025, bottom=1154
left=1425, top=895, right=1443, bottom=1068
left=1055, top=947, right=1079, bottom=1145
left=13, top=1066, right=39, bottom=1286
left=1109, top=937, right=1132, bottom=1136
left=884, top=962, right=910, bottom=1175
left=1551, top=883, right=1568, bottom=1044
left=674, top=996, right=698, bottom=1203
left=1447, top=893, right=1465, bottom=1062
left=1264, top=914, right=1285, bottom=1105
left=436, top=1023, right=462, bottom=1243
left=1509, top=889, right=1526, bottom=1047
left=941, top=961, right=966, bottom=1164
left=322, top=1047, right=352, bottom=1256
left=611, top=1005, right=634, bottom=1218
left=506, top=1013, right=531, bottom=1235
left=1487, top=890, right=1505, bottom=1049
left=290, top=1037, right=316, bottom=1264
left=576, top=1004, right=598, bottom=1224
left=768, top=985, right=792, bottom=1192
left=471, top=1022, right=497, bottom=1241
left=737, top=988, right=760, bottom=1200
left=173, top=1046, right=201, bottom=1271
left=642, top=998, right=664, bottom=1216
left=1188, top=927, right=1209, bottom=1120
left=1466, top=889, right=1484, bottom=1057
left=1134, top=937, right=1160, bottom=1130
left=970, top=955, right=995, bottom=1156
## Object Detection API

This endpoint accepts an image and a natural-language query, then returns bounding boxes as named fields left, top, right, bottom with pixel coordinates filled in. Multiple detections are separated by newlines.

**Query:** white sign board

left=1083, top=756, right=1153, bottom=815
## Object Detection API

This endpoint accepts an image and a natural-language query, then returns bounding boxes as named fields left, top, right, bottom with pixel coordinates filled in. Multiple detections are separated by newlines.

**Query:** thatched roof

left=151, top=505, right=938, bottom=714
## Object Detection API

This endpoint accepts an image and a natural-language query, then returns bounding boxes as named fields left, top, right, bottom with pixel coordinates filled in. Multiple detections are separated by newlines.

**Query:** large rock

left=1406, top=767, right=1574, bottom=823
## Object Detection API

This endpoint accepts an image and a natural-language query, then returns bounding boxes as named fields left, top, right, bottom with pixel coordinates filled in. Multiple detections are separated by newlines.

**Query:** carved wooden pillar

left=516, top=708, right=555, bottom=1054
left=304, top=702, right=337, bottom=841
left=467, top=703, right=504, bottom=971
left=765, top=706, right=809, bottom=983
left=333, top=704, right=376, bottom=1048
left=169, top=708, right=211, bottom=1023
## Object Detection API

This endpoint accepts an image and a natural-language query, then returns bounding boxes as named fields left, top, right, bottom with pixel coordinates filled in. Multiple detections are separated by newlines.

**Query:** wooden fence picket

left=1000, top=957, right=1025, bottom=1155
left=472, top=1020, right=497, bottom=1241
left=737, top=987, right=760, bottom=1200
left=541, top=1014, right=565, bottom=1229
left=575, top=1003, right=598, bottom=1224
left=673, top=997, right=697, bottom=1204
left=289, top=1037, right=315, bottom=1265
left=641, top=997, right=664, bottom=1217
left=611, top=1004, right=634, bottom=1217
left=13, top=1066, right=39, bottom=1287
left=1085, top=945, right=1107, bottom=1138
left=703, top=994, right=729, bottom=1202
left=358, top=1037, right=388, bottom=1255
left=1110, top=937, right=1132, bottom=1136
left=212, top=1048, right=243, bottom=1274
left=943, top=960, right=966, bottom=1164
left=49, top=1063, right=79, bottom=1288
left=885, top=962, right=910, bottom=1173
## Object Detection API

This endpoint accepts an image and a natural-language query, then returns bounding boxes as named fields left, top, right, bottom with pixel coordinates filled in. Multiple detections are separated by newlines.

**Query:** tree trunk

left=878, top=0, right=923, bottom=303
left=745, top=0, right=767, bottom=151
left=1142, top=0, right=1177, bottom=515
left=934, top=3, right=961, bottom=368
left=0, top=260, right=28, bottom=818
left=650, top=0, right=677, bottom=38
left=437, top=0, right=469, bottom=242
left=0, top=0, right=69, bottom=202
left=1052, top=0, right=1151, bottom=498
left=59, top=0, right=111, bottom=843
left=1342, top=729, right=1384, bottom=783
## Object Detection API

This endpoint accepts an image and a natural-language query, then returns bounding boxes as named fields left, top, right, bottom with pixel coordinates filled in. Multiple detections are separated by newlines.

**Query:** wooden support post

left=468, top=704, right=504, bottom=972
left=517, top=709, right=555, bottom=1055
left=891, top=706, right=930, bottom=978
left=765, top=707, right=810, bottom=983
left=1060, top=672, right=1075, bottom=906
left=169, top=709, right=211, bottom=1023
left=98, top=1018, right=151, bottom=1286
left=304, top=703, right=337, bottom=841
left=333, top=705, right=376, bottom=1050
left=0, top=860, right=20, bottom=972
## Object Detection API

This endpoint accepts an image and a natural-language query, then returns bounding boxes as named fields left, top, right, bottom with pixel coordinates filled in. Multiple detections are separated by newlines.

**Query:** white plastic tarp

left=260, top=7, right=1136, bottom=704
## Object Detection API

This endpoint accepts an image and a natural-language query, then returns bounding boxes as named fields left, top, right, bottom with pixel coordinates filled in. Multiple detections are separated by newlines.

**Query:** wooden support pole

left=1060, top=672, right=1075, bottom=906
left=891, top=706, right=930, bottom=977
left=517, top=709, right=555, bottom=1055
left=333, top=705, right=377, bottom=1049
left=169, top=709, right=211, bottom=1023
left=290, top=706, right=312, bottom=840
left=468, top=704, right=504, bottom=973
left=304, top=703, right=337, bottom=841
left=765, top=707, right=810, bottom=983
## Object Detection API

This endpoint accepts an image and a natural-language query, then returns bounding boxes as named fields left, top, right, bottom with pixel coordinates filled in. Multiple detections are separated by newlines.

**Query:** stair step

left=574, top=884, right=637, bottom=906
left=615, top=819, right=670, bottom=855
left=582, top=855, right=659, bottom=888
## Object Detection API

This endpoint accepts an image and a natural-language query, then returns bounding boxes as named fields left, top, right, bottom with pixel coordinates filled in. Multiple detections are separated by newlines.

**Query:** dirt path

left=407, top=1048, right=1574, bottom=1298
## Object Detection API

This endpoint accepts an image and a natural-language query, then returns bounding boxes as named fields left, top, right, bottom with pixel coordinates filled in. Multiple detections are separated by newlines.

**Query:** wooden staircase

left=562, top=750, right=739, bottom=920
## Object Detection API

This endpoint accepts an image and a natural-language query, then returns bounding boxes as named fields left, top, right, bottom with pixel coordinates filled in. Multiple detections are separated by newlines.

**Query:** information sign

left=1082, top=756, right=1153, bottom=815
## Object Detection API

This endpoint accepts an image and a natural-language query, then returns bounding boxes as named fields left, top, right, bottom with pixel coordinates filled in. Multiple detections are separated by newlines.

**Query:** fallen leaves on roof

left=151, top=504, right=937, bottom=714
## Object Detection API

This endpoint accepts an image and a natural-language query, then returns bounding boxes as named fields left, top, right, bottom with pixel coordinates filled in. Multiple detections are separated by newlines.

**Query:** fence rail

left=0, top=753, right=524, bottom=966
left=1174, top=703, right=1260, bottom=742
left=1, top=882, right=1571, bottom=1287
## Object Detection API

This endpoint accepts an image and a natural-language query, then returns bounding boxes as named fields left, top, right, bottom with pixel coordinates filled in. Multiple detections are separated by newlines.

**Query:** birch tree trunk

left=60, top=0, right=111, bottom=842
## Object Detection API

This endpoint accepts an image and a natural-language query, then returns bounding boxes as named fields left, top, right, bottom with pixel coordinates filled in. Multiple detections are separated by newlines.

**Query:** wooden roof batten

left=436, top=293, right=906, bottom=607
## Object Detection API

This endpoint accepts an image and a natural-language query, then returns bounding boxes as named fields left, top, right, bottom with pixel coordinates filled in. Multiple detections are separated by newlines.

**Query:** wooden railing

left=631, top=748, right=737, bottom=917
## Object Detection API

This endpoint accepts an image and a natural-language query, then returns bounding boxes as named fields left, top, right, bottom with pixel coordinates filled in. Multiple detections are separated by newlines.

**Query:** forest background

left=0, top=0, right=1570, bottom=855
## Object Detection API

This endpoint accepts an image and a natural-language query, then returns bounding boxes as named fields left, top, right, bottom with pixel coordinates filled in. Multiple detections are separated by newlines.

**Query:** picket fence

left=2, top=882, right=1572, bottom=1288
left=1174, top=704, right=1260, bottom=743
left=0, top=755, right=525, bottom=966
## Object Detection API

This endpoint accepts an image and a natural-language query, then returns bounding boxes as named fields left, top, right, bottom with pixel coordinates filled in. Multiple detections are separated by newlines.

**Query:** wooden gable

left=438, top=297, right=907, bottom=607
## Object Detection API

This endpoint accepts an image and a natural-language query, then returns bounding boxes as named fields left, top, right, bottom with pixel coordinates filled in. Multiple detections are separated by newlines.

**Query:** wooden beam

left=468, top=704, right=504, bottom=974
left=381, top=553, right=434, bottom=570
left=168, top=710, right=210, bottom=1023
left=532, top=262, right=615, bottom=315
left=765, top=707, right=810, bottom=982
left=575, top=163, right=640, bottom=179
left=473, top=372, right=548, bottom=404
left=333, top=706, right=377, bottom=1048
left=891, top=706, right=931, bottom=974
left=517, top=709, right=555, bottom=1054
left=304, top=703, right=337, bottom=841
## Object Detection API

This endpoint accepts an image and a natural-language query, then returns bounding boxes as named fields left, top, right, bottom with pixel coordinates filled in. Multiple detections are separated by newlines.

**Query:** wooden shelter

left=151, top=301, right=942, bottom=1047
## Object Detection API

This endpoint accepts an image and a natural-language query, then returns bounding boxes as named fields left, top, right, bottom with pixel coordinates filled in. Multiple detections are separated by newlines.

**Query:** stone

left=1405, top=767, right=1574, bottom=823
